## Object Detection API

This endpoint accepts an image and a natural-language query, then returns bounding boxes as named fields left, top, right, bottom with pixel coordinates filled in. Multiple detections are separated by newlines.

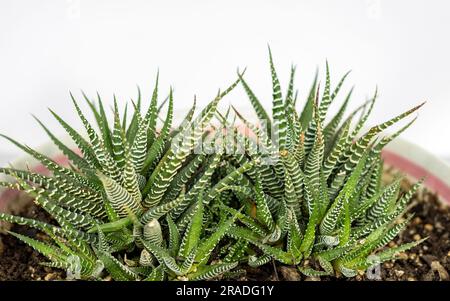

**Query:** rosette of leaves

left=0, top=74, right=253, bottom=280
left=217, top=48, right=426, bottom=277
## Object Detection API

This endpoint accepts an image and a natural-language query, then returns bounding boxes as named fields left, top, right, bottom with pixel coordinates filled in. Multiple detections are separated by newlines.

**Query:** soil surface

left=0, top=184, right=449, bottom=281
left=0, top=201, right=65, bottom=281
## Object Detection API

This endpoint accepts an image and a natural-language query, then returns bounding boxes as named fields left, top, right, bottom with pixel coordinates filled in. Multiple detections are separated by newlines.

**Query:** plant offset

left=0, top=50, right=425, bottom=280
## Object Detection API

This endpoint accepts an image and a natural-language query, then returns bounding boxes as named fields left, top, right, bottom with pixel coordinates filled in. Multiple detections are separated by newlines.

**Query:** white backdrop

left=0, top=0, right=449, bottom=165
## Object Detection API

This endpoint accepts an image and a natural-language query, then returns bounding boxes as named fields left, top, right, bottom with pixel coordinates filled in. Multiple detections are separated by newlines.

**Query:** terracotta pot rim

left=382, top=138, right=450, bottom=206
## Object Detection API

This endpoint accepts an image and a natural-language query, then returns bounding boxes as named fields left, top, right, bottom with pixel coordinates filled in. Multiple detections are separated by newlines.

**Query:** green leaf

left=253, top=173, right=276, bottom=232
left=122, top=130, right=142, bottom=204
left=32, top=115, right=94, bottom=174
left=49, top=109, right=100, bottom=169
left=195, top=212, right=238, bottom=264
left=81, top=91, right=114, bottom=156
left=141, top=189, right=185, bottom=224
left=95, top=250, right=139, bottom=281
left=320, top=149, right=369, bottom=235
left=268, top=46, right=288, bottom=151
left=178, top=196, right=204, bottom=258
left=111, top=98, right=126, bottom=169
left=204, top=159, right=257, bottom=204
left=143, top=219, right=163, bottom=246
left=299, top=68, right=318, bottom=129
left=126, top=86, right=142, bottom=143
left=323, top=87, right=353, bottom=148
left=166, top=215, right=180, bottom=257
left=317, top=61, right=331, bottom=123
left=7, top=231, right=67, bottom=263
left=145, top=71, right=160, bottom=147
left=141, top=88, right=174, bottom=173
left=144, top=265, right=165, bottom=281
left=190, top=262, right=238, bottom=281
left=238, top=72, right=272, bottom=137
left=98, top=172, right=143, bottom=218
left=71, top=93, right=123, bottom=184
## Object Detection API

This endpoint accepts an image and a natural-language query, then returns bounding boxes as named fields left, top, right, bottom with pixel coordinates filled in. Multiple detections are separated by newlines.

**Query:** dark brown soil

left=0, top=201, right=65, bottom=281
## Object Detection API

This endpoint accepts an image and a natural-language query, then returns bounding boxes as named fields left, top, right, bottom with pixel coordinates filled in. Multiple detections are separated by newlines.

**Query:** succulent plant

left=215, top=48, right=426, bottom=277
left=0, top=74, right=254, bottom=280
left=0, top=49, right=425, bottom=280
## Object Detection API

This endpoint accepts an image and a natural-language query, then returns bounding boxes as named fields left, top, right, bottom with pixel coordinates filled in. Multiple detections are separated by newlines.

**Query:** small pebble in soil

left=280, top=267, right=301, bottom=281
left=413, top=217, right=422, bottom=225
left=44, top=273, right=59, bottom=281
left=305, top=276, right=321, bottom=281
left=36, top=233, right=48, bottom=240
left=385, top=262, right=394, bottom=268
left=395, top=270, right=405, bottom=277
left=431, top=261, right=449, bottom=281
left=413, top=234, right=422, bottom=241
left=388, top=241, right=397, bottom=247
left=424, top=224, right=434, bottom=232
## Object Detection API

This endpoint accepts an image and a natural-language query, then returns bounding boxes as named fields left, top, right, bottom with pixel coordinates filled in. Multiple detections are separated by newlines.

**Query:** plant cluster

left=0, top=49, right=425, bottom=280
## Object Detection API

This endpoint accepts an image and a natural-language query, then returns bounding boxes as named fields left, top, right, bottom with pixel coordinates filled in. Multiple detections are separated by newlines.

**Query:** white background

left=0, top=0, right=449, bottom=165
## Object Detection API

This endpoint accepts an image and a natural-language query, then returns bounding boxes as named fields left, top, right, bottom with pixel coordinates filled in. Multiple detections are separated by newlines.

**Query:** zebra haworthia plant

left=217, top=48, right=426, bottom=277
left=0, top=48, right=425, bottom=280
left=0, top=74, right=252, bottom=281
